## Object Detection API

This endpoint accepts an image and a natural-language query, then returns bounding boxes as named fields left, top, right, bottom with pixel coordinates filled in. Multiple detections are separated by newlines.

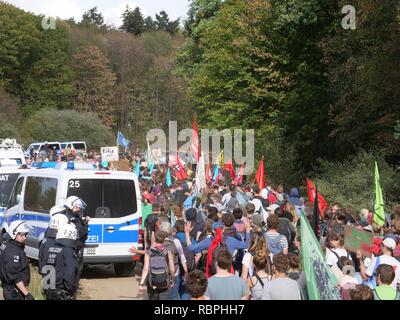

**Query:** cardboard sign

left=344, top=225, right=374, bottom=257
left=101, top=147, right=119, bottom=163
left=109, top=160, right=131, bottom=171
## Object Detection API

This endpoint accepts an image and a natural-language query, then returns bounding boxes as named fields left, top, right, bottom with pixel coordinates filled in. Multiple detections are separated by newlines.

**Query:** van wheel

left=114, top=262, right=135, bottom=277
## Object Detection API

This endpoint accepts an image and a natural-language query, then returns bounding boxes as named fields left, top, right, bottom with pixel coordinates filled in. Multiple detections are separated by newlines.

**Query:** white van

left=0, top=139, right=26, bottom=165
left=0, top=167, right=30, bottom=227
left=25, top=142, right=61, bottom=158
left=61, top=141, right=87, bottom=153
left=2, top=163, right=142, bottom=276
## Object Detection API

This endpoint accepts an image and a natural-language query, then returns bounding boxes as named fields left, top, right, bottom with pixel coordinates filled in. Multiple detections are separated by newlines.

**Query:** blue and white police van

left=1, top=162, right=142, bottom=276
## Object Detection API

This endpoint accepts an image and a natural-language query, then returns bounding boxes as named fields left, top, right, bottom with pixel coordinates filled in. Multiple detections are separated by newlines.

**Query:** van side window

left=9, top=177, right=24, bottom=208
left=24, top=177, right=57, bottom=214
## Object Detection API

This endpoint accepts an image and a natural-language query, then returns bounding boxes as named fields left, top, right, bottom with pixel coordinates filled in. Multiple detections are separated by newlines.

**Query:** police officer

left=42, top=223, right=79, bottom=300
left=64, top=196, right=89, bottom=286
left=0, top=220, right=34, bottom=300
left=39, top=206, right=69, bottom=274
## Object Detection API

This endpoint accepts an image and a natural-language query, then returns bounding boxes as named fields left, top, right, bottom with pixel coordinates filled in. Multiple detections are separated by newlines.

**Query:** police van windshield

left=0, top=173, right=19, bottom=207
left=67, top=179, right=137, bottom=218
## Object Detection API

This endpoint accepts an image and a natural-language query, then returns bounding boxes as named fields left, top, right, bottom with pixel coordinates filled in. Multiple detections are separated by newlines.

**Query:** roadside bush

left=0, top=119, right=19, bottom=140
left=312, top=151, right=400, bottom=214
left=20, top=109, right=115, bottom=148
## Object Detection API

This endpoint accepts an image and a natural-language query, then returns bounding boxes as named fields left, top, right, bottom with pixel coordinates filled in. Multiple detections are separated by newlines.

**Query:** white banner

left=101, top=146, right=119, bottom=162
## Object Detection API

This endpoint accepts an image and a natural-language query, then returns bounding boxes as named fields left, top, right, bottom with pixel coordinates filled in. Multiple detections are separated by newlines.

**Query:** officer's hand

left=129, top=246, right=138, bottom=254
left=24, top=293, right=35, bottom=300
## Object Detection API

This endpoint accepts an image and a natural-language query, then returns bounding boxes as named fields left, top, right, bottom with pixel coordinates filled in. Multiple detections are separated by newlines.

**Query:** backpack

left=175, top=232, right=196, bottom=272
left=163, top=236, right=180, bottom=273
left=278, top=218, right=292, bottom=245
left=327, top=247, right=350, bottom=269
left=148, top=248, right=170, bottom=290
left=265, top=233, right=284, bottom=255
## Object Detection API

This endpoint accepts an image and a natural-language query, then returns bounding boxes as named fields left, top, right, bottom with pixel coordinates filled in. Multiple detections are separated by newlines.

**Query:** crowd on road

left=2, top=147, right=400, bottom=301
left=131, top=159, right=400, bottom=301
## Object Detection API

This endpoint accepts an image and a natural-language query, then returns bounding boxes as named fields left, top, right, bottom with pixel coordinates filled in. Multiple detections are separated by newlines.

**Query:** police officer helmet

left=7, top=220, right=31, bottom=240
left=64, top=196, right=87, bottom=210
left=56, top=223, right=78, bottom=243
left=49, top=212, right=69, bottom=231
left=49, top=205, right=65, bottom=216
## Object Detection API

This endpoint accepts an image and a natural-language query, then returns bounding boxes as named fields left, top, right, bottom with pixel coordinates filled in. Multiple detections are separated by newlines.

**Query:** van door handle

left=105, top=226, right=115, bottom=232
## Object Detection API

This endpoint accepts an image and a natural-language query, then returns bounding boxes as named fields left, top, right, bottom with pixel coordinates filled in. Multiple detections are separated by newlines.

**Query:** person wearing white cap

left=357, top=237, right=400, bottom=289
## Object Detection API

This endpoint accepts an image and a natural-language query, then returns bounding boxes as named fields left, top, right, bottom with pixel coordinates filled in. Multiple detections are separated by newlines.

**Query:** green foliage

left=155, top=11, right=180, bottom=34
left=21, top=110, right=114, bottom=148
left=0, top=118, right=18, bottom=139
left=142, top=31, right=173, bottom=56
left=81, top=6, right=105, bottom=28
left=120, top=6, right=145, bottom=36
left=313, top=152, right=400, bottom=214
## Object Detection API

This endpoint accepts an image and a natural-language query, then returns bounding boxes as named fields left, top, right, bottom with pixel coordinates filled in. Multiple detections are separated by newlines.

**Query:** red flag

left=255, top=158, right=265, bottom=190
left=191, top=113, right=200, bottom=162
left=224, top=162, right=236, bottom=179
left=175, top=153, right=188, bottom=181
left=206, top=162, right=211, bottom=182
left=233, top=163, right=244, bottom=186
left=306, top=178, right=328, bottom=217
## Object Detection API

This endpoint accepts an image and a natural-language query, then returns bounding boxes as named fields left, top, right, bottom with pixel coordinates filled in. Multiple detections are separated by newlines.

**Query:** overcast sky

left=7, top=0, right=190, bottom=27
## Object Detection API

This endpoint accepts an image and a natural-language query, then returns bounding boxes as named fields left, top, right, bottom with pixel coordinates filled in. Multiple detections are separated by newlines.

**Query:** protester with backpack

left=358, top=237, right=400, bottom=289
left=373, top=264, right=400, bottom=300
left=247, top=253, right=274, bottom=300
left=264, top=214, right=289, bottom=255
left=138, top=231, right=175, bottom=300
left=325, top=232, right=352, bottom=269
left=159, top=222, right=189, bottom=300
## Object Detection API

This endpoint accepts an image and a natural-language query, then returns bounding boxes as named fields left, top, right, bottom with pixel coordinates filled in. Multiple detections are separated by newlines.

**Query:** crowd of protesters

left=130, top=158, right=400, bottom=301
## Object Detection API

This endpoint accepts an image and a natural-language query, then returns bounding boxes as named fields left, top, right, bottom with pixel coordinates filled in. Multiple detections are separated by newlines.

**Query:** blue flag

left=166, top=168, right=172, bottom=187
left=212, top=165, right=219, bottom=181
left=117, top=131, right=130, bottom=148
left=135, top=159, right=140, bottom=177
left=149, top=162, right=155, bottom=175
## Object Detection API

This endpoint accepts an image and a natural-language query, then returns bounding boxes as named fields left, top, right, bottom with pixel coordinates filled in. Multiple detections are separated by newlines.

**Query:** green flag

left=300, top=211, right=341, bottom=300
left=374, top=161, right=385, bottom=226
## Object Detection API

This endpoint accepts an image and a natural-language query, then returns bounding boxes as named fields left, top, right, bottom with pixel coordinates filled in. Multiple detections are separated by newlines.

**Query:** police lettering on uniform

left=39, top=205, right=69, bottom=274
left=42, top=223, right=79, bottom=300
left=63, top=196, right=89, bottom=286
left=0, top=220, right=34, bottom=300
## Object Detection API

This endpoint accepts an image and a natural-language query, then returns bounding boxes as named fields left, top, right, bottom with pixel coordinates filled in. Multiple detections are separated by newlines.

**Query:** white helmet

left=64, top=196, right=87, bottom=210
left=49, top=212, right=69, bottom=231
left=7, top=220, right=31, bottom=240
left=49, top=205, right=65, bottom=216
left=56, top=223, right=78, bottom=242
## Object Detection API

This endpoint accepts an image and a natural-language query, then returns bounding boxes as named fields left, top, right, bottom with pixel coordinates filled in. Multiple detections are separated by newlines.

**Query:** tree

left=71, top=45, right=117, bottom=128
left=120, top=6, right=145, bottom=36
left=144, top=16, right=156, bottom=32
left=21, top=19, right=75, bottom=116
left=155, top=11, right=180, bottom=34
left=21, top=110, right=114, bottom=148
left=81, top=6, right=105, bottom=28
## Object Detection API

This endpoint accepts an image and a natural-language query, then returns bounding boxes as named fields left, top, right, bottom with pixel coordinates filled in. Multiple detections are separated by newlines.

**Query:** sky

left=6, top=0, right=190, bottom=27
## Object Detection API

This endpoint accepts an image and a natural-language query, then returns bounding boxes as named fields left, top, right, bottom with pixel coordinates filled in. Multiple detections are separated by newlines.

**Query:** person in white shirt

left=358, top=237, right=400, bottom=289
left=325, top=232, right=352, bottom=268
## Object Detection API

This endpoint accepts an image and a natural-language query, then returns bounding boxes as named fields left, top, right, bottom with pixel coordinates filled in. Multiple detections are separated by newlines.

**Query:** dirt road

left=77, top=263, right=146, bottom=300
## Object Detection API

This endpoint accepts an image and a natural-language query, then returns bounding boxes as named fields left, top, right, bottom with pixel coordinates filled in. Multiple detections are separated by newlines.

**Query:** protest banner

left=344, top=225, right=374, bottom=257
left=101, top=146, right=119, bottom=163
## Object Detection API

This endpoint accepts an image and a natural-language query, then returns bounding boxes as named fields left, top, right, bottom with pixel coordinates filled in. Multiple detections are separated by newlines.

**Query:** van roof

left=21, top=167, right=138, bottom=179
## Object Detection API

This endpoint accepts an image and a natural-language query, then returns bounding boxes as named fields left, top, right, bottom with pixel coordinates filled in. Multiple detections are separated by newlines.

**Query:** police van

left=0, top=166, right=30, bottom=227
left=0, top=139, right=26, bottom=165
left=2, top=162, right=142, bottom=276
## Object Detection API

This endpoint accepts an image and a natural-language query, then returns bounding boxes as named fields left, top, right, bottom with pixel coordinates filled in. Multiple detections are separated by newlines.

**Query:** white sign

left=101, top=147, right=119, bottom=162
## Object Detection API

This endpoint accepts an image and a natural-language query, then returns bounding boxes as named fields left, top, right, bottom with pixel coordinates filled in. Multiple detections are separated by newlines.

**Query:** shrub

left=312, top=151, right=400, bottom=214
left=20, top=109, right=115, bottom=148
